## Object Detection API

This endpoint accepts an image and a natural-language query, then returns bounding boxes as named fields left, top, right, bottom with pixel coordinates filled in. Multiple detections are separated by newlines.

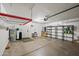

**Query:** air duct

left=44, top=4, right=79, bottom=21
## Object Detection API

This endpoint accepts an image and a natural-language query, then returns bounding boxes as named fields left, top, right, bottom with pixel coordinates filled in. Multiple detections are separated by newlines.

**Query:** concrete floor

left=3, top=37, right=79, bottom=56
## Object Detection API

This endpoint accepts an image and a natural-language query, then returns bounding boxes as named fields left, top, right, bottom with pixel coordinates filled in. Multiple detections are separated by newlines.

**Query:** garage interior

left=0, top=3, right=79, bottom=56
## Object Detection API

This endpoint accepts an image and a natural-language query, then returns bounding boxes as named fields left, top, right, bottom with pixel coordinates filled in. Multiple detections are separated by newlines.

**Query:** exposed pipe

left=0, top=13, right=32, bottom=25
left=31, top=4, right=35, bottom=19
left=23, top=4, right=35, bottom=25
left=0, top=13, right=32, bottom=21
left=46, top=4, right=79, bottom=19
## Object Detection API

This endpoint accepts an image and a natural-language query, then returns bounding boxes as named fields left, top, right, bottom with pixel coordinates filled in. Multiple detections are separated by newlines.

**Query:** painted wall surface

left=30, top=22, right=43, bottom=37
left=15, top=22, right=43, bottom=38
left=0, top=4, right=9, bottom=56
left=0, top=29, right=9, bottom=56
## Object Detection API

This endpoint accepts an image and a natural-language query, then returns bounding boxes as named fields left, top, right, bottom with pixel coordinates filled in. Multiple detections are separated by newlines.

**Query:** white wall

left=45, top=18, right=79, bottom=41
left=30, top=22, right=43, bottom=37
left=0, top=29, right=9, bottom=56
left=0, top=3, right=9, bottom=56
left=15, top=22, right=43, bottom=38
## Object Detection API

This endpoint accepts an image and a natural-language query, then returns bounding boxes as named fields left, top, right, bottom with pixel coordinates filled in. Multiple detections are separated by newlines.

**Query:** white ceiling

left=1, top=3, right=79, bottom=24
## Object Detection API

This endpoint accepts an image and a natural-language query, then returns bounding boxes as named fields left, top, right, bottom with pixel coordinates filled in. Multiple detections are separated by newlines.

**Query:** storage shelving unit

left=46, top=25, right=74, bottom=41
left=63, top=25, right=74, bottom=42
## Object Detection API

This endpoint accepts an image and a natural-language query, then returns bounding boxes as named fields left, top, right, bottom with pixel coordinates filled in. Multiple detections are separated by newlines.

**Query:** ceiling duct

left=44, top=4, right=79, bottom=21
left=0, top=13, right=32, bottom=25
